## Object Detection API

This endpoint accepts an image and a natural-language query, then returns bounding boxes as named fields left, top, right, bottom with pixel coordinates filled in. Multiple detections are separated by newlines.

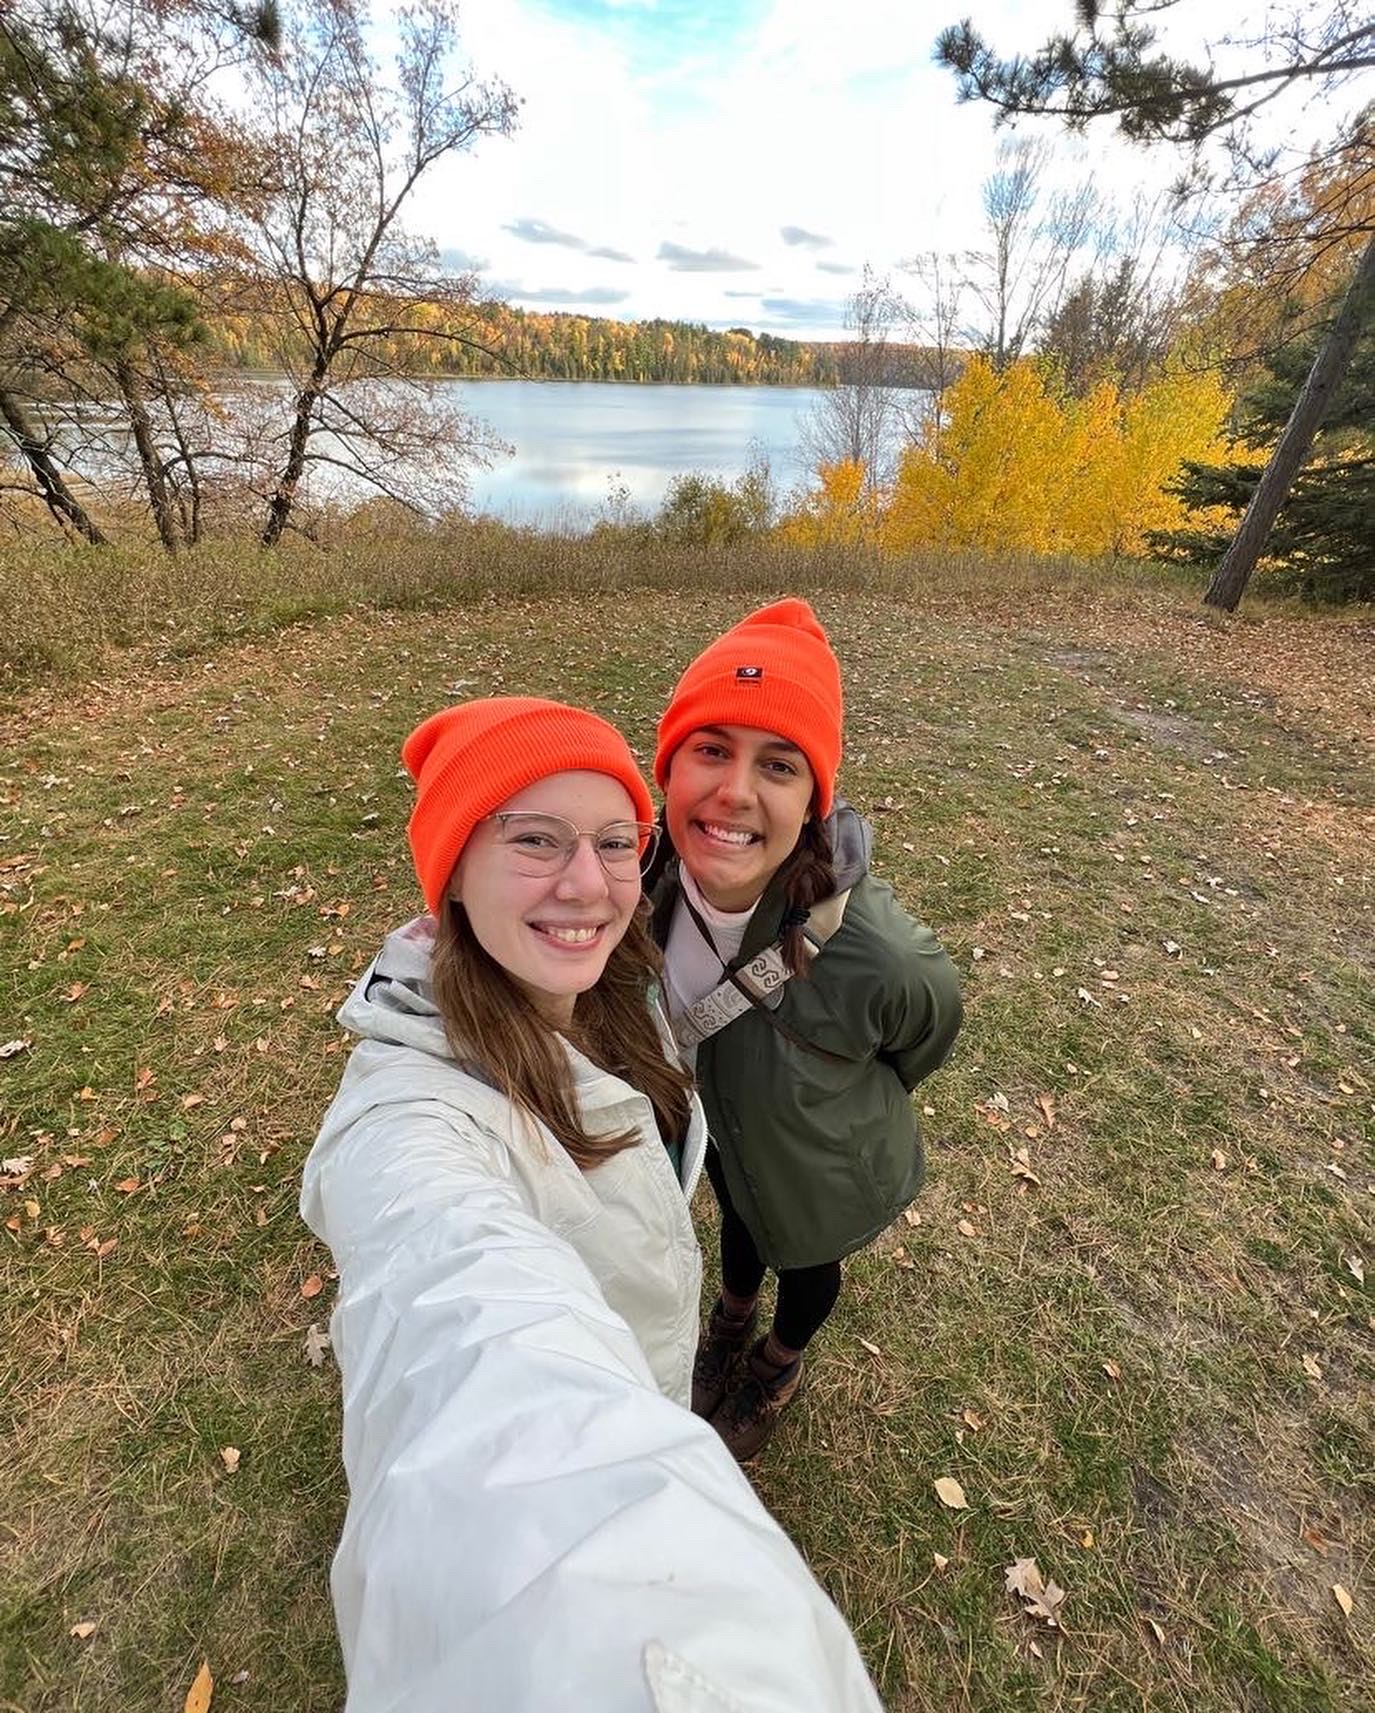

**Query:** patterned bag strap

left=671, top=890, right=852, bottom=1056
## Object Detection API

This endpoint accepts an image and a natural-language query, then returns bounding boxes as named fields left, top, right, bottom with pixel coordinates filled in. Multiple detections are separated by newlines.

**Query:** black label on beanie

left=735, top=665, right=764, bottom=682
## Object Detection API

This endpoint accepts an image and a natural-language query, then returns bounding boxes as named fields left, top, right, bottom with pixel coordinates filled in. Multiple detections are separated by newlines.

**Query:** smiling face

left=450, top=770, right=642, bottom=1027
left=665, top=725, right=814, bottom=912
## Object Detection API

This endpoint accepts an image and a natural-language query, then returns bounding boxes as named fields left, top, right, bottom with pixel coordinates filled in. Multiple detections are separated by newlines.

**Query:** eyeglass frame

left=479, top=811, right=661, bottom=877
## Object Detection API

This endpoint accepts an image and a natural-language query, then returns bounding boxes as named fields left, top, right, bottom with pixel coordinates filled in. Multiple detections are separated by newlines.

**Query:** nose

left=716, top=757, right=756, bottom=809
left=555, top=836, right=610, bottom=899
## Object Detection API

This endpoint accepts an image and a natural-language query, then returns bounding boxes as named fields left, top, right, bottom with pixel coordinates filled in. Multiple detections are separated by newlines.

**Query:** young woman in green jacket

left=649, top=598, right=963, bottom=1461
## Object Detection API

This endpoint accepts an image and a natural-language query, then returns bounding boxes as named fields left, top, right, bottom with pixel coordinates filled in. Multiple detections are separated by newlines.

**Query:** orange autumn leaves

left=779, top=356, right=1234, bottom=560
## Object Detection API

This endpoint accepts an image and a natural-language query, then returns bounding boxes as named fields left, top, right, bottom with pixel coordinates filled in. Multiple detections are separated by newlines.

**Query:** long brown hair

left=430, top=900, right=693, bottom=1170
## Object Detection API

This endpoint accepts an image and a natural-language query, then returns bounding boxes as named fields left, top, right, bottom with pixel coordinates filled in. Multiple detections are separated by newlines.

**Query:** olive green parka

left=650, top=804, right=962, bottom=1270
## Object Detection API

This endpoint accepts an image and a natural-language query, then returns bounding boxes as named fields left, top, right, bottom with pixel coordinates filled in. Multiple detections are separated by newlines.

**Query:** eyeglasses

left=482, top=812, right=660, bottom=877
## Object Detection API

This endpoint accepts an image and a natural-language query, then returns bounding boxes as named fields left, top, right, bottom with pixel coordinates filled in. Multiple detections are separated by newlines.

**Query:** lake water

left=424, top=379, right=830, bottom=528
left=25, top=375, right=908, bottom=530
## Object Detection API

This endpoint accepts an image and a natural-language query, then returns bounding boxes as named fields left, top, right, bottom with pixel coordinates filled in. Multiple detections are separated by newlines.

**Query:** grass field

left=2, top=555, right=1372, bottom=1711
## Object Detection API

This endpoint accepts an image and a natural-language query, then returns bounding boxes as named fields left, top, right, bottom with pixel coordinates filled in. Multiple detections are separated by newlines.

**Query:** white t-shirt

left=662, top=869, right=758, bottom=1063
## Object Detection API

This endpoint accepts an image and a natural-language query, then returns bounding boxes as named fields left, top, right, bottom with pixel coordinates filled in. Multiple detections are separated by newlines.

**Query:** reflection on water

left=451, top=380, right=829, bottom=528
left=17, top=376, right=925, bottom=531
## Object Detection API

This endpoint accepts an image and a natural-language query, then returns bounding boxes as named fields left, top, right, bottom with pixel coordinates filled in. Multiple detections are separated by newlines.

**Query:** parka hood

left=336, top=915, right=451, bottom=1059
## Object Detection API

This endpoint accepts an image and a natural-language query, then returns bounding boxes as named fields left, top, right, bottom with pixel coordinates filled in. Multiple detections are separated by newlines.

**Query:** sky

left=396, top=0, right=1355, bottom=341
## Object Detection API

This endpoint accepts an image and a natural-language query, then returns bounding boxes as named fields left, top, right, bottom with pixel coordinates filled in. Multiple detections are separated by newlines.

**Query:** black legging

left=704, top=1145, right=842, bottom=1352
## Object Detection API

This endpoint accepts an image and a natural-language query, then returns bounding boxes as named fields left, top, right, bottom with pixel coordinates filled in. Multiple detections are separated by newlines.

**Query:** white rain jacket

left=301, top=917, right=885, bottom=1713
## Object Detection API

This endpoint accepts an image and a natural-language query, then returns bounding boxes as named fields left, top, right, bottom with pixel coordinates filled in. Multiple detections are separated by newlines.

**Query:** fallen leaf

left=184, top=1658, right=213, bottom=1713
left=1034, top=1092, right=1056, bottom=1129
left=934, top=1476, right=968, bottom=1510
left=70, top=1621, right=97, bottom=1640
left=1102, top=1359, right=1122, bottom=1381
left=1210, top=1148, right=1228, bottom=1171
left=858, top=1336, right=882, bottom=1357
left=1028, top=1639, right=1044, bottom=1659
left=300, top=1274, right=324, bottom=1300
left=1005, top=1557, right=1067, bottom=1626
left=219, top=1446, right=240, bottom=1474
left=1333, top=1584, right=1353, bottom=1618
left=1302, top=1352, right=1323, bottom=1381
left=1145, top=1617, right=1166, bottom=1644
left=0, top=1038, right=32, bottom=1059
left=961, top=1408, right=985, bottom=1432
left=932, top=1552, right=949, bottom=1571
left=181, top=1093, right=206, bottom=1110
left=956, top=1218, right=979, bottom=1238
left=1, top=1155, right=34, bottom=1177
left=303, top=1322, right=332, bottom=1367
left=113, top=1177, right=141, bottom=1195
left=1346, top=1254, right=1365, bottom=1286
left=903, top=1206, right=921, bottom=1227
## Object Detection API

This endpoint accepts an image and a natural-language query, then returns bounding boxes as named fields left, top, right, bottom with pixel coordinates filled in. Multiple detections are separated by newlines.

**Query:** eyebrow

left=696, top=725, right=806, bottom=757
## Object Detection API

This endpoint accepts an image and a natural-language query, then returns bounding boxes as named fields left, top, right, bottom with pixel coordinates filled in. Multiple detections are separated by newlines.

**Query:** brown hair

left=776, top=815, right=837, bottom=976
left=430, top=900, right=694, bottom=1170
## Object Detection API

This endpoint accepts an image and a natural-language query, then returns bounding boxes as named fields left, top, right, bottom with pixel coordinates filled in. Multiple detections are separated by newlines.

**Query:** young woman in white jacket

left=301, top=696, right=884, bottom=1713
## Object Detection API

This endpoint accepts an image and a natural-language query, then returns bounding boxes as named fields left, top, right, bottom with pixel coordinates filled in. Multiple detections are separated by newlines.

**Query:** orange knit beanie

left=402, top=697, right=655, bottom=915
left=654, top=598, right=844, bottom=817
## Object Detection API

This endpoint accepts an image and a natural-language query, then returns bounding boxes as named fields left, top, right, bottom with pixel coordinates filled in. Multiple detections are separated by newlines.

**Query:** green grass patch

left=2, top=570, right=1373, bottom=1711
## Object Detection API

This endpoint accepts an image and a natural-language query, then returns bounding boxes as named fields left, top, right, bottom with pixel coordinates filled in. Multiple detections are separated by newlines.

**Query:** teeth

left=702, top=823, right=755, bottom=846
left=540, top=925, right=600, bottom=944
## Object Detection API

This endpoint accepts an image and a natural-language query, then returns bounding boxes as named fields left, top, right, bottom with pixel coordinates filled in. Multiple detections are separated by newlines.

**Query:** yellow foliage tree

left=867, top=355, right=1232, bottom=559
left=774, top=459, right=877, bottom=548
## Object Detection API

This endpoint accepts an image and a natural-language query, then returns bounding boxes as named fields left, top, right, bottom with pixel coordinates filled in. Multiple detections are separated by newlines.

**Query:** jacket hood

left=336, top=915, right=452, bottom=1059
left=825, top=796, right=872, bottom=891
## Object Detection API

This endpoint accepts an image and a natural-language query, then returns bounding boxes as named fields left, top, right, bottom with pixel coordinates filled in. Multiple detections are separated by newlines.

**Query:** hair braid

left=777, top=816, right=836, bottom=976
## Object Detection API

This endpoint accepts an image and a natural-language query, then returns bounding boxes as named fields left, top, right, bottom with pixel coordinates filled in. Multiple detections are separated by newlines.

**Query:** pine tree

left=935, top=2, right=1374, bottom=610
left=1152, top=291, right=1374, bottom=600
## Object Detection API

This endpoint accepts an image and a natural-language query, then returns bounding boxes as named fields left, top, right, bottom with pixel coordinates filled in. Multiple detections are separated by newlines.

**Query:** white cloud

left=403, top=0, right=1363, bottom=339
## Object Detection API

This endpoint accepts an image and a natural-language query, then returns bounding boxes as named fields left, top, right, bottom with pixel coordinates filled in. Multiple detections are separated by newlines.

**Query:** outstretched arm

left=302, top=1095, right=883, bottom=1713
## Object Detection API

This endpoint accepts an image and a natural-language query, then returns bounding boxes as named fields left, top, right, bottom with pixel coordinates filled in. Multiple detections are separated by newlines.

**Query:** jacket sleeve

left=300, top=1093, right=884, bottom=1713
left=874, top=904, right=964, bottom=1093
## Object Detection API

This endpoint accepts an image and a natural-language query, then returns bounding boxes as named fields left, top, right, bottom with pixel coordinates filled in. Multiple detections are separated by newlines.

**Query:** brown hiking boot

left=709, top=1338, right=804, bottom=1463
left=691, top=1301, right=758, bottom=1418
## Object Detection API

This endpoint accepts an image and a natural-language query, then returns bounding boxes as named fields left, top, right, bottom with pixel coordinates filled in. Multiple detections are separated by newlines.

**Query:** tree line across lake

left=205, top=296, right=952, bottom=390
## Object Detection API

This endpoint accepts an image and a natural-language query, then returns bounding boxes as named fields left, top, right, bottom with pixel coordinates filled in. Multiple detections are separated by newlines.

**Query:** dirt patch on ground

left=1113, top=704, right=1222, bottom=755
left=1183, top=1429, right=1364, bottom=1637
left=1032, top=643, right=1118, bottom=675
